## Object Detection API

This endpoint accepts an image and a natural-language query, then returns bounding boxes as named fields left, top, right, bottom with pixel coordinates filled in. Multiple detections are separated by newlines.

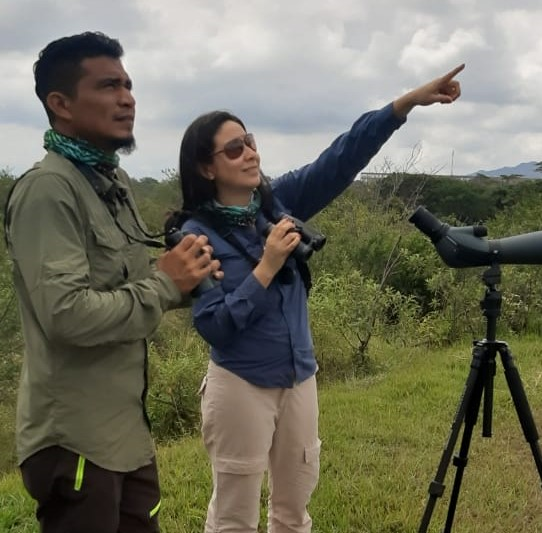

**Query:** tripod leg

left=443, top=347, right=489, bottom=533
left=482, top=355, right=496, bottom=437
left=418, top=344, right=486, bottom=533
left=498, top=344, right=542, bottom=486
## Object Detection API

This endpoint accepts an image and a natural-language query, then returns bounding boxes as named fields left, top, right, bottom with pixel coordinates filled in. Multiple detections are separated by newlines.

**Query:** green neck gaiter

left=44, top=129, right=120, bottom=168
left=200, top=189, right=262, bottom=227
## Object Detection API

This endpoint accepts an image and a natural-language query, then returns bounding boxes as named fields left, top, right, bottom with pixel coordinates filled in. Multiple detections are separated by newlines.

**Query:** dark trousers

left=20, top=446, right=161, bottom=533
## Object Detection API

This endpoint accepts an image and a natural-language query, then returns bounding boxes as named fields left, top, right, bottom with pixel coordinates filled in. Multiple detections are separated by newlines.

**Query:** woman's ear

left=198, top=163, right=215, bottom=181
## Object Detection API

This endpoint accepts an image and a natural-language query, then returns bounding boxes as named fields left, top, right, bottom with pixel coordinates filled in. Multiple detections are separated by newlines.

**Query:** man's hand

left=156, top=233, right=222, bottom=295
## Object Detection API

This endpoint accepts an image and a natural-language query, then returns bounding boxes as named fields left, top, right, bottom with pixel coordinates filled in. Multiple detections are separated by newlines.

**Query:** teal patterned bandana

left=200, top=189, right=262, bottom=227
left=44, top=129, right=120, bottom=168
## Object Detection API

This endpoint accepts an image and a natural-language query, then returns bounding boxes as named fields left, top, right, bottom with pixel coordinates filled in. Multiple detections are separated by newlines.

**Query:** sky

left=1, top=0, right=542, bottom=180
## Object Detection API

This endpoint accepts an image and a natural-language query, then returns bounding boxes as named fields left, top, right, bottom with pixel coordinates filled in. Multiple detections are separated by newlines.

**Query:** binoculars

left=264, top=214, right=326, bottom=263
left=164, top=228, right=219, bottom=297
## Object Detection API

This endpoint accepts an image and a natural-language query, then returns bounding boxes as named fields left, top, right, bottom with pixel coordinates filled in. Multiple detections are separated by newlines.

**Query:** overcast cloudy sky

left=1, top=0, right=541, bottom=180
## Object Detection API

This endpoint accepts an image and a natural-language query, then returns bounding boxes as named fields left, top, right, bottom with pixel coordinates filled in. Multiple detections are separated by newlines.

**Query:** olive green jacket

left=5, top=151, right=184, bottom=471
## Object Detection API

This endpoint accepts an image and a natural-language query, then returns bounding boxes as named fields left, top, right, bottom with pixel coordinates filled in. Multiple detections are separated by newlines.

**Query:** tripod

left=418, top=263, right=542, bottom=532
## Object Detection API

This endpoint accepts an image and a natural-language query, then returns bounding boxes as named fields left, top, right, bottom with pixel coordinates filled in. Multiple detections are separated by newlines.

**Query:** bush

left=0, top=348, right=22, bottom=473
left=309, top=271, right=422, bottom=380
left=0, top=403, right=16, bottom=474
left=147, top=312, right=209, bottom=441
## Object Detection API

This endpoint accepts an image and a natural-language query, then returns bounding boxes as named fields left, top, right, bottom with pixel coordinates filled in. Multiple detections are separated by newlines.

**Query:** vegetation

left=3, top=340, right=542, bottom=532
left=2, top=167, right=542, bottom=531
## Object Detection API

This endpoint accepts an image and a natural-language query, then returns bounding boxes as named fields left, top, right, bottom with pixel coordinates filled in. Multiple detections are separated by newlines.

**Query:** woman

left=167, top=64, right=464, bottom=533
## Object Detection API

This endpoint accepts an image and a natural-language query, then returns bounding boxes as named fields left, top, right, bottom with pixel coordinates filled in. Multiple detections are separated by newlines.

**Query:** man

left=4, top=31, right=220, bottom=533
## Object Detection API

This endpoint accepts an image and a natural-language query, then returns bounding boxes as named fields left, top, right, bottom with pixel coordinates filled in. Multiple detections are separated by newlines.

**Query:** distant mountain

left=473, top=161, right=541, bottom=178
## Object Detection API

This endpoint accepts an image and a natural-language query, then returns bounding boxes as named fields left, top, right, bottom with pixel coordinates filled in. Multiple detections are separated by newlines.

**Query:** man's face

left=62, top=56, right=136, bottom=152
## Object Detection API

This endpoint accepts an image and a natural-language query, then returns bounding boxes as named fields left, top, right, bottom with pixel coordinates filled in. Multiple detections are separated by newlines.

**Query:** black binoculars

left=264, top=214, right=326, bottom=263
left=164, top=228, right=219, bottom=297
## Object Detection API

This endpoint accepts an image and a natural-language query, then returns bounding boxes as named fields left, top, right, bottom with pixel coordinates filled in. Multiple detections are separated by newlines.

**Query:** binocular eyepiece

left=264, top=214, right=326, bottom=263
left=164, top=228, right=219, bottom=297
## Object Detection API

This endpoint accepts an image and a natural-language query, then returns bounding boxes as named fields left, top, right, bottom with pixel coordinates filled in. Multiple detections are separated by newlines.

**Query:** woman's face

left=204, top=120, right=261, bottom=206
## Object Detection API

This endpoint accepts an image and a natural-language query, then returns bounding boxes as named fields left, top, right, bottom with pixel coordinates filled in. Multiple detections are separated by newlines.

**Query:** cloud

left=400, top=25, right=486, bottom=74
left=1, top=0, right=542, bottom=180
left=0, top=0, right=147, bottom=52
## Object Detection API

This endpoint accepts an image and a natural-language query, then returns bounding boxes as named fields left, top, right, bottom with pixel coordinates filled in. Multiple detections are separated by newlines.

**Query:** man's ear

left=46, top=92, right=73, bottom=121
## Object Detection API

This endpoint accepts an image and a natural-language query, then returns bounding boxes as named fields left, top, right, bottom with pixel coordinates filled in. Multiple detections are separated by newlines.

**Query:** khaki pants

left=201, top=361, right=321, bottom=533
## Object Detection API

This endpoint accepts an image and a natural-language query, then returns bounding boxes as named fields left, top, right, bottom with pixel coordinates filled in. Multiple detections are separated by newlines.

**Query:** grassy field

left=2, top=338, right=542, bottom=532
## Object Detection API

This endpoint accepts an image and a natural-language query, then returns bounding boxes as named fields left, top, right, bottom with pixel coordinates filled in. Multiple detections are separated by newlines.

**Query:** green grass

left=2, top=338, right=542, bottom=532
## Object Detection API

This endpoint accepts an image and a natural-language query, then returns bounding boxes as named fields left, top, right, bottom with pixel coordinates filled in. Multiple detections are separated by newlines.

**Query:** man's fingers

left=171, top=233, right=211, bottom=258
left=171, top=232, right=197, bottom=252
left=209, top=259, right=224, bottom=280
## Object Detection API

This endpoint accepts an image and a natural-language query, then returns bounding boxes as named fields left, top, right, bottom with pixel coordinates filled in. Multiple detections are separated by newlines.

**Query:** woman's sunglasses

left=213, top=133, right=257, bottom=160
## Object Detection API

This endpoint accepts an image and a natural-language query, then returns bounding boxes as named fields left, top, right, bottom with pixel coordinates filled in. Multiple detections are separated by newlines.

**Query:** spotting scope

left=409, top=206, right=542, bottom=268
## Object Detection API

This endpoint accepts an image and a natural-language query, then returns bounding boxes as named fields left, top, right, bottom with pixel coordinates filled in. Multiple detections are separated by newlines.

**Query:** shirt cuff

left=154, top=271, right=190, bottom=309
left=235, top=272, right=271, bottom=312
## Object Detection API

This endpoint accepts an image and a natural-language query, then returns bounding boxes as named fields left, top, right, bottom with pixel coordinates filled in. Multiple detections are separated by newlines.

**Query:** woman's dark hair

left=165, top=110, right=274, bottom=234
left=179, top=110, right=245, bottom=211
left=34, top=31, right=124, bottom=124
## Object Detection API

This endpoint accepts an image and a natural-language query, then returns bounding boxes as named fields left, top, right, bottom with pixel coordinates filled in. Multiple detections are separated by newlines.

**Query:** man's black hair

left=34, top=31, right=124, bottom=124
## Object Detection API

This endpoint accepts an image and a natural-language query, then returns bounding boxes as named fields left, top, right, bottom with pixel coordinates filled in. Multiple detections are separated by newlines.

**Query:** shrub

left=147, top=312, right=209, bottom=441
left=0, top=351, right=21, bottom=473
left=309, top=271, right=422, bottom=380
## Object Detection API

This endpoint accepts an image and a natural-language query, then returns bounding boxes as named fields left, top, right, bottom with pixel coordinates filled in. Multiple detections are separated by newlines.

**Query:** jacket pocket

left=87, top=225, right=128, bottom=289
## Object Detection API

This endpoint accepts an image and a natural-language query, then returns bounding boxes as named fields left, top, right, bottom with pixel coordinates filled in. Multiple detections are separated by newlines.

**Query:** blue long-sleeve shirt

left=183, top=103, right=406, bottom=387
